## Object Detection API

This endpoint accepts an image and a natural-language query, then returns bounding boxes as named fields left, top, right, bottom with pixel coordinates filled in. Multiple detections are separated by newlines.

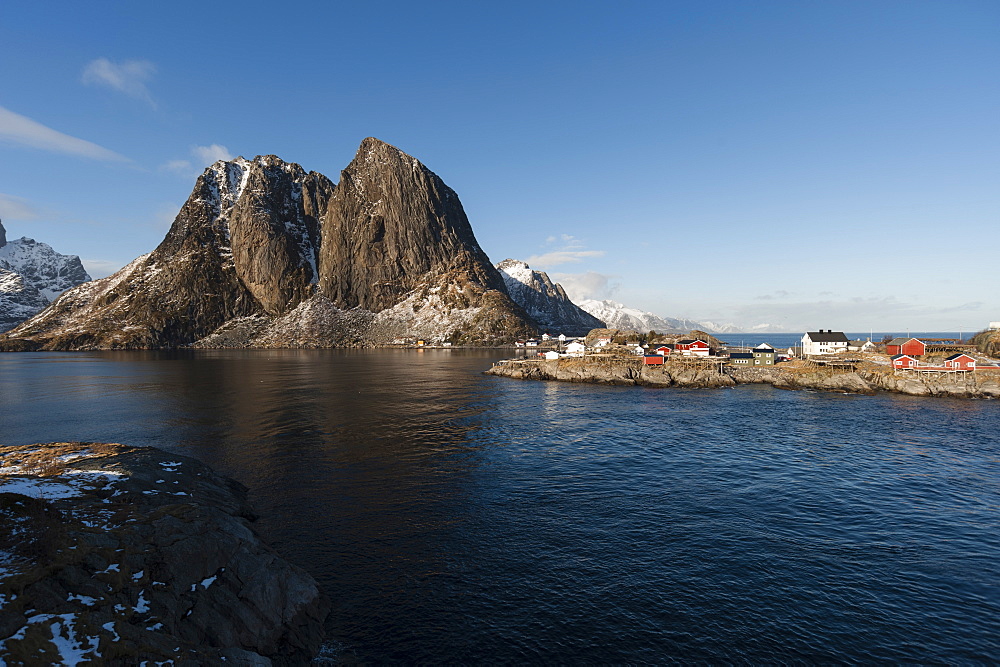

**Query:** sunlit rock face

left=0, top=139, right=536, bottom=350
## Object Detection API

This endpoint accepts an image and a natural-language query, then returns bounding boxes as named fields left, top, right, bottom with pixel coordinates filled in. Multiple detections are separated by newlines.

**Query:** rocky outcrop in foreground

left=0, top=443, right=328, bottom=665
left=486, top=357, right=1000, bottom=398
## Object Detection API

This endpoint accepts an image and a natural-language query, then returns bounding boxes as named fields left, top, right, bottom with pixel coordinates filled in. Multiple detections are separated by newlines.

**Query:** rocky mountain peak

left=0, top=221, right=92, bottom=332
left=2, top=139, right=534, bottom=349
left=319, top=137, right=502, bottom=312
left=496, top=258, right=605, bottom=336
left=496, top=258, right=528, bottom=271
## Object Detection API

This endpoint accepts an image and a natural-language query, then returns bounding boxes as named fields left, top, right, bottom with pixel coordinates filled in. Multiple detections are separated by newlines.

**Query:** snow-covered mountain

left=496, top=259, right=605, bottom=336
left=575, top=299, right=731, bottom=334
left=0, top=220, right=91, bottom=332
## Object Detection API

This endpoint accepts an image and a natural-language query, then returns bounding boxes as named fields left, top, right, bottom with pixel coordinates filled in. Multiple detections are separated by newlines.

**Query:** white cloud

left=192, top=144, right=233, bottom=165
left=163, top=159, right=192, bottom=174
left=730, top=295, right=987, bottom=331
left=162, top=145, right=234, bottom=178
left=0, top=105, right=128, bottom=161
left=81, top=58, right=157, bottom=108
left=551, top=271, right=620, bottom=302
left=525, top=235, right=605, bottom=268
left=0, top=193, right=41, bottom=221
left=81, top=258, right=124, bottom=279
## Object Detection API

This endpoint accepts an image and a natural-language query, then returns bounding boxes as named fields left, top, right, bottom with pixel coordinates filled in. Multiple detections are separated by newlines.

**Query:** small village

left=510, top=327, right=1000, bottom=377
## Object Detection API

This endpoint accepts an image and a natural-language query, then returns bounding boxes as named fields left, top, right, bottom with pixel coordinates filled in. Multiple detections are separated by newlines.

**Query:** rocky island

left=0, top=442, right=328, bottom=664
left=487, top=331, right=1000, bottom=399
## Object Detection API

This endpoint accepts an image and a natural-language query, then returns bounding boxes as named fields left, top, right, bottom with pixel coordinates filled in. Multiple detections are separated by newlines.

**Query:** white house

left=565, top=341, right=586, bottom=356
left=558, top=333, right=567, bottom=342
left=801, top=330, right=850, bottom=356
left=848, top=339, right=876, bottom=353
left=543, top=350, right=560, bottom=360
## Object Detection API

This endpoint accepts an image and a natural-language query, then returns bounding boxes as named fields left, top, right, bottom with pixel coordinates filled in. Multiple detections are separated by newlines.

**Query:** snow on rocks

left=0, top=224, right=91, bottom=332
left=0, top=442, right=329, bottom=664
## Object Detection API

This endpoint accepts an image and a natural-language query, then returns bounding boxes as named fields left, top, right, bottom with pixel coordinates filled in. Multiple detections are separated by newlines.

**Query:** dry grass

left=0, top=442, right=129, bottom=477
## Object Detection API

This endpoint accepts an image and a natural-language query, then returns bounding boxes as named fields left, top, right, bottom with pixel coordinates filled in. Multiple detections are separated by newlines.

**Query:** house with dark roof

left=944, top=353, right=976, bottom=370
left=886, top=337, right=926, bottom=357
left=728, top=352, right=753, bottom=365
left=801, top=330, right=850, bottom=356
left=752, top=344, right=776, bottom=366
left=848, top=339, right=876, bottom=353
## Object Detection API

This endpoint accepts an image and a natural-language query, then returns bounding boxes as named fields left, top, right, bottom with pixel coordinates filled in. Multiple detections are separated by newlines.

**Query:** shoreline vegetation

left=485, top=355, right=1000, bottom=399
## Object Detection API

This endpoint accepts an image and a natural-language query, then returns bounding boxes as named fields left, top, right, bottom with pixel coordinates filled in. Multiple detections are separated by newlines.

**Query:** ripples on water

left=2, top=350, right=998, bottom=662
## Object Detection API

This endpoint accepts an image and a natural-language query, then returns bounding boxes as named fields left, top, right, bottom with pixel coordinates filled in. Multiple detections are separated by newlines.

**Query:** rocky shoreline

left=485, top=356, right=1000, bottom=399
left=0, top=442, right=328, bottom=665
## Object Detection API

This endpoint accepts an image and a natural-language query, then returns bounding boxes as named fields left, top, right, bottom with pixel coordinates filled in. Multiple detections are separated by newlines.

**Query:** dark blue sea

left=719, top=331, right=976, bottom=351
left=1, top=349, right=998, bottom=663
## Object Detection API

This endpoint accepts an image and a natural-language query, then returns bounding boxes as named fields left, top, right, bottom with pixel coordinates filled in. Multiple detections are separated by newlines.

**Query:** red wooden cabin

left=886, top=338, right=926, bottom=356
left=944, top=353, right=976, bottom=370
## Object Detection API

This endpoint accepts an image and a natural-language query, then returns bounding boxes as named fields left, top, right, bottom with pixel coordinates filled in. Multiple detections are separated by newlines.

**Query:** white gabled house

left=801, top=330, right=850, bottom=356
left=848, top=339, right=876, bottom=353
left=565, top=341, right=586, bottom=356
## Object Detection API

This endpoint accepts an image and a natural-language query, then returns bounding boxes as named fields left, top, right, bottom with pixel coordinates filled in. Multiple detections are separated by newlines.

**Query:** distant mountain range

left=0, top=220, right=91, bottom=332
left=572, top=299, right=788, bottom=334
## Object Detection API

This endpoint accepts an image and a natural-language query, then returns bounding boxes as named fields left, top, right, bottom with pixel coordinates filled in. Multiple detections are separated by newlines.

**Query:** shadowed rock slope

left=0, top=442, right=328, bottom=664
left=0, top=139, right=535, bottom=350
left=496, top=259, right=605, bottom=336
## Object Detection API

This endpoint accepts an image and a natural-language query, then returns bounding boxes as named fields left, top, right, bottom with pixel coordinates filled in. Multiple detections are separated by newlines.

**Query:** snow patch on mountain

left=496, top=259, right=604, bottom=336
left=0, top=220, right=92, bottom=332
left=0, top=269, right=50, bottom=332
left=576, top=299, right=720, bottom=334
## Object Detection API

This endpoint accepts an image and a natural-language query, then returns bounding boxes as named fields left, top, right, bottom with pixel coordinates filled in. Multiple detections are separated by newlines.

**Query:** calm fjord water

left=2, top=349, right=998, bottom=663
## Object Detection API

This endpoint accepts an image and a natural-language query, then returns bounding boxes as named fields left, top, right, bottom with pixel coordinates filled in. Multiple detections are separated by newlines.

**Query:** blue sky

left=1, top=1, right=997, bottom=331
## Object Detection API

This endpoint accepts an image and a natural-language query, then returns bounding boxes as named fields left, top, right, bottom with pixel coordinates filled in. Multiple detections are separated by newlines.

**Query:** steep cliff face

left=496, top=259, right=605, bottom=336
left=319, top=138, right=506, bottom=308
left=2, top=157, right=331, bottom=349
left=0, top=220, right=92, bottom=332
left=1, top=139, right=534, bottom=350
